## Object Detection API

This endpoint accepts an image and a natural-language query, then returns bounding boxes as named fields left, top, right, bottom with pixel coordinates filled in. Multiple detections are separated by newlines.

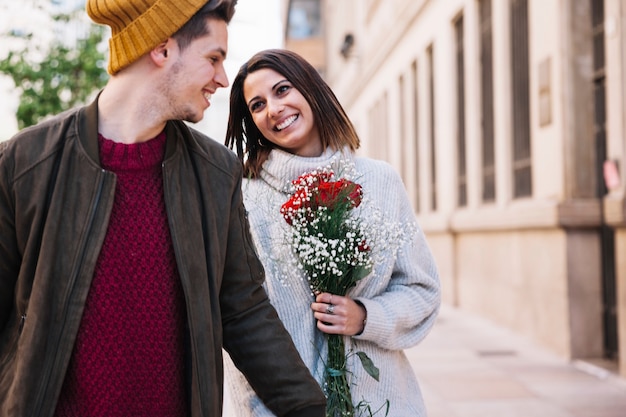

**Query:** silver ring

left=326, top=304, right=335, bottom=315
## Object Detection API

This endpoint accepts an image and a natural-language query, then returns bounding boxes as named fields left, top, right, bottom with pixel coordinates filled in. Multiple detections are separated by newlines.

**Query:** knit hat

left=87, top=0, right=209, bottom=75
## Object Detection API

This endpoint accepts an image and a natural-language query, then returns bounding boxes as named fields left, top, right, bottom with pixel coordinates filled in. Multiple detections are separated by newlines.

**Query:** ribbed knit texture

left=54, top=132, right=187, bottom=417
left=224, top=147, right=441, bottom=417
left=86, top=0, right=208, bottom=74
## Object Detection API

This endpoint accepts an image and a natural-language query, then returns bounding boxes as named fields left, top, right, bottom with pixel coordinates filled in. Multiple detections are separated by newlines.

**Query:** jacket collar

left=77, top=93, right=101, bottom=164
left=77, top=91, right=188, bottom=165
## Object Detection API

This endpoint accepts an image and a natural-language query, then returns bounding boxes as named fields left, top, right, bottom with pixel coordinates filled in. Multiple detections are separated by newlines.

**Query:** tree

left=0, top=8, right=108, bottom=129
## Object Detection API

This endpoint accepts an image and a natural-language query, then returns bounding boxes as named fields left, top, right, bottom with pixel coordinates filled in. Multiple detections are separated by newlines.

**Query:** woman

left=224, top=49, right=440, bottom=417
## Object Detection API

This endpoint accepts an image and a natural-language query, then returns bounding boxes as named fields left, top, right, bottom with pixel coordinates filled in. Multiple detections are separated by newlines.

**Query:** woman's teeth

left=276, top=115, right=297, bottom=131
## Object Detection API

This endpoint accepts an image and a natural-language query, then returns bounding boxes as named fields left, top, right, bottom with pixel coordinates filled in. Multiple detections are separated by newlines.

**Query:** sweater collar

left=78, top=91, right=190, bottom=166
left=259, top=146, right=354, bottom=192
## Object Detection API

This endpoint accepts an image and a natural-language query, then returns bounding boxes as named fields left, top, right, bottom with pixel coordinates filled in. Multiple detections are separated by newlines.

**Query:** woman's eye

left=277, top=85, right=290, bottom=95
left=250, top=101, right=263, bottom=112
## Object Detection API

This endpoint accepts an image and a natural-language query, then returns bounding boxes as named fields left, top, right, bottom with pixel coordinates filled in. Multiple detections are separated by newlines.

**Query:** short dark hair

left=225, top=49, right=360, bottom=178
left=173, top=0, right=237, bottom=51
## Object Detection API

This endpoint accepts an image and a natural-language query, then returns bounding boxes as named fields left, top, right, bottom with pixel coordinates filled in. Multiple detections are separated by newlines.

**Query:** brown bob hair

left=225, top=49, right=360, bottom=178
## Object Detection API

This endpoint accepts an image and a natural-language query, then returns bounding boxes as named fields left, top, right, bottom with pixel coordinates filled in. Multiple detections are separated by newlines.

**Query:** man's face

left=162, top=18, right=229, bottom=123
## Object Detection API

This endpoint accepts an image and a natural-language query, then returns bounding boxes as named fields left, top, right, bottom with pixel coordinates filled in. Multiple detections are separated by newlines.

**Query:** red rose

left=315, top=179, right=362, bottom=209
left=281, top=172, right=363, bottom=225
left=281, top=188, right=311, bottom=225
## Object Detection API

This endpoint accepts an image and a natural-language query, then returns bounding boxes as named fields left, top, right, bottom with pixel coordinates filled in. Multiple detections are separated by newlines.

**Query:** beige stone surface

left=410, top=305, right=626, bottom=417
left=224, top=304, right=626, bottom=416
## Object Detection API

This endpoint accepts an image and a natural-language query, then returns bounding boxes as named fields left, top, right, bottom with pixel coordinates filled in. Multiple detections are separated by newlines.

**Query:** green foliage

left=355, top=351, right=379, bottom=381
left=0, top=12, right=108, bottom=129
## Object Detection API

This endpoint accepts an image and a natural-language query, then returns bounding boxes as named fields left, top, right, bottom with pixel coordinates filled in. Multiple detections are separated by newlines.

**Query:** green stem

left=325, top=334, right=354, bottom=417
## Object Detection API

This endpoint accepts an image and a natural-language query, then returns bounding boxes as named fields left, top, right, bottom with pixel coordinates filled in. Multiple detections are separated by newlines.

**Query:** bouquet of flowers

left=281, top=167, right=380, bottom=417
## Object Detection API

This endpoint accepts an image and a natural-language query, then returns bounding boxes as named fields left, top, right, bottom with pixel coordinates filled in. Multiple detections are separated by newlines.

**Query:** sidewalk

left=407, top=304, right=626, bottom=417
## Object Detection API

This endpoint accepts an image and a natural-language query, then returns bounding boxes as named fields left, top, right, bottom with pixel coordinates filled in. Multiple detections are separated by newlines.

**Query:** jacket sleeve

left=0, top=141, right=18, bottom=331
left=352, top=161, right=441, bottom=350
left=219, top=177, right=325, bottom=417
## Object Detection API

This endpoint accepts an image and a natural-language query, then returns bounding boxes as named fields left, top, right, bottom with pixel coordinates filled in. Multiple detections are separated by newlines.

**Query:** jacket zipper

left=162, top=161, right=207, bottom=416
left=18, top=314, right=26, bottom=334
left=33, top=172, right=107, bottom=417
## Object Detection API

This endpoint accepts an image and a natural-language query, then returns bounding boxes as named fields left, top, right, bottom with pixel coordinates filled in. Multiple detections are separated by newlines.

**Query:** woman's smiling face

left=243, top=68, right=322, bottom=157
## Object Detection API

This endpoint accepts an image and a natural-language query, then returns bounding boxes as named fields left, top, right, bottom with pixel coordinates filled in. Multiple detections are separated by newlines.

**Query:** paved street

left=224, top=304, right=626, bottom=416
left=408, top=305, right=626, bottom=417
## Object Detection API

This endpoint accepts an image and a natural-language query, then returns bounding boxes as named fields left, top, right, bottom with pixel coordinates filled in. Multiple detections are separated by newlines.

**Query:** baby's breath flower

left=281, top=167, right=373, bottom=416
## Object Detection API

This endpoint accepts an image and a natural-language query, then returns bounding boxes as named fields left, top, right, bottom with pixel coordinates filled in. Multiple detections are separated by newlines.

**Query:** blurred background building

left=1, top=0, right=624, bottom=383
left=282, top=0, right=626, bottom=380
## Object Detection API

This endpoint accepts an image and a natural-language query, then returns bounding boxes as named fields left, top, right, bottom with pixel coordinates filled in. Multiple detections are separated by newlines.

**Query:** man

left=0, top=1, right=326, bottom=416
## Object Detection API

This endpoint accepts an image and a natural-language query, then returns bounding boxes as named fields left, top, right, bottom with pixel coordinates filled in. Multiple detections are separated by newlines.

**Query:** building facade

left=284, top=0, right=626, bottom=378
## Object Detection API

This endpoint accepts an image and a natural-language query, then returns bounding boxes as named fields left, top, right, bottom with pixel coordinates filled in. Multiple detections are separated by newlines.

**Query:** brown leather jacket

left=0, top=98, right=325, bottom=417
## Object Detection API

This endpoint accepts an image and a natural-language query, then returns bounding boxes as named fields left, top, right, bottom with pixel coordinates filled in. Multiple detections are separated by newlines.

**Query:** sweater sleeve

left=352, top=160, right=441, bottom=350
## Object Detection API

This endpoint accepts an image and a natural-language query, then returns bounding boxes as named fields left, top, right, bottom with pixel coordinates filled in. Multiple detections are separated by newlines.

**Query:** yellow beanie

left=87, top=0, right=209, bottom=75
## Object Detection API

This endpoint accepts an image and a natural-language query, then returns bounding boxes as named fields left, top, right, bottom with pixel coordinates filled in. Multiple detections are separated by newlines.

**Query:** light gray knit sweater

left=224, top=147, right=440, bottom=417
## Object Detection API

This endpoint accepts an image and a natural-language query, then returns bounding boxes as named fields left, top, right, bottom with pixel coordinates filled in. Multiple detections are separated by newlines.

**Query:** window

left=399, top=74, right=407, bottom=181
left=592, top=0, right=606, bottom=199
left=510, top=0, right=532, bottom=197
left=455, top=15, right=467, bottom=207
left=412, top=60, right=421, bottom=212
left=479, top=0, right=495, bottom=202
left=368, top=94, right=389, bottom=163
left=287, top=0, right=321, bottom=39
left=427, top=45, right=437, bottom=211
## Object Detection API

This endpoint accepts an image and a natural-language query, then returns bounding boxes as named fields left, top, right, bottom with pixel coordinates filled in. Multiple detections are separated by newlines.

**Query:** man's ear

left=150, top=39, right=172, bottom=67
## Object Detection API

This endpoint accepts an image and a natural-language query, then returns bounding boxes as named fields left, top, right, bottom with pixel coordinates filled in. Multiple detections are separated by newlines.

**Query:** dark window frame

left=455, top=14, right=467, bottom=207
left=510, top=0, right=532, bottom=198
left=479, top=0, right=496, bottom=202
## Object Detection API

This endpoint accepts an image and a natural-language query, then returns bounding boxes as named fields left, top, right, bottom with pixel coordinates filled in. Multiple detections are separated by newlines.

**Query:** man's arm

left=0, top=141, right=18, bottom=330
left=220, top=196, right=325, bottom=417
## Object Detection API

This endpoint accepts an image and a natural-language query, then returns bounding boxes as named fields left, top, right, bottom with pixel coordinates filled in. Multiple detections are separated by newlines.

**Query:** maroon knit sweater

left=54, top=132, right=187, bottom=416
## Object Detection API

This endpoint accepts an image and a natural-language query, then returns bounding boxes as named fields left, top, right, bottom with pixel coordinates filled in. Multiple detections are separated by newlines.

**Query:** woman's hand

left=311, top=292, right=367, bottom=336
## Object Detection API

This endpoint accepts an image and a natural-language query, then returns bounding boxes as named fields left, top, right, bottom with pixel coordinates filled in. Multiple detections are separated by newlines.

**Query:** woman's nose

left=267, top=100, right=284, bottom=117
